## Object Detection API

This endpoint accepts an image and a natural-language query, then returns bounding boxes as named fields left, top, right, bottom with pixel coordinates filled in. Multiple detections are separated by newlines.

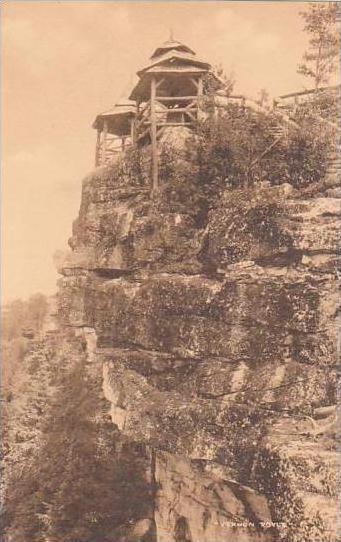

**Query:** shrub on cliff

left=157, top=141, right=206, bottom=221
left=101, top=147, right=151, bottom=190
left=196, top=105, right=275, bottom=191
left=195, top=102, right=335, bottom=191
left=155, top=105, right=278, bottom=220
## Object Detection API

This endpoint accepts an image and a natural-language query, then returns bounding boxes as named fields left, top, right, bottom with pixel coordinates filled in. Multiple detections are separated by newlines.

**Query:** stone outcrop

left=57, top=155, right=339, bottom=542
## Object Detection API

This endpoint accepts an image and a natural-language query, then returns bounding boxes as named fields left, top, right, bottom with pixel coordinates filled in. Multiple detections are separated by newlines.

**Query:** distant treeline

left=1, top=298, right=153, bottom=542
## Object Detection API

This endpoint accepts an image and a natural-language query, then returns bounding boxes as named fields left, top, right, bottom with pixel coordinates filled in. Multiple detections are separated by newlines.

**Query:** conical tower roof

left=151, top=38, right=196, bottom=60
left=129, top=36, right=224, bottom=101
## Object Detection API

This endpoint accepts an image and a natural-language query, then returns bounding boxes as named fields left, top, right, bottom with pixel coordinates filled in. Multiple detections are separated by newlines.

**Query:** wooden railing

left=135, top=96, right=200, bottom=144
left=96, top=135, right=132, bottom=166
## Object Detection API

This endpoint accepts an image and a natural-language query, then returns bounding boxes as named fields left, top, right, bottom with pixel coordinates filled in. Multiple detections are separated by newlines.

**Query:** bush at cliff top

left=195, top=102, right=335, bottom=192
left=292, top=88, right=339, bottom=124
left=155, top=100, right=335, bottom=222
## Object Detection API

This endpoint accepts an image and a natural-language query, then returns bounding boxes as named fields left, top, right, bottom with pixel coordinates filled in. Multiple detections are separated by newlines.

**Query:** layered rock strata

left=58, top=160, right=339, bottom=542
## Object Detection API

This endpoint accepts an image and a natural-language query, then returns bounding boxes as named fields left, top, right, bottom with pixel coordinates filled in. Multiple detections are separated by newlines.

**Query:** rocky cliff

left=57, top=144, right=339, bottom=542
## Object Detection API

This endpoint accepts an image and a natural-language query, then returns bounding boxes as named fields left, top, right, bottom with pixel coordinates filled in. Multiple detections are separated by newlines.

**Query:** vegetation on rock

left=153, top=93, right=337, bottom=229
left=2, top=294, right=49, bottom=397
left=2, top=321, right=153, bottom=542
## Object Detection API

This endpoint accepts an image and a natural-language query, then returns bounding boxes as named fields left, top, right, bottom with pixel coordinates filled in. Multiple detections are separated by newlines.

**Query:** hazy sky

left=1, top=1, right=330, bottom=302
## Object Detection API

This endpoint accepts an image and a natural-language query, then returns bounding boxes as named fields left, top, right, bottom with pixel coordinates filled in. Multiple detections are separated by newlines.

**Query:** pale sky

left=1, top=1, right=332, bottom=302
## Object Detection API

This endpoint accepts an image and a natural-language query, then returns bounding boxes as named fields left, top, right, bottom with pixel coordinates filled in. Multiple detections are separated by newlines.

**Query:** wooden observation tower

left=93, top=37, right=224, bottom=194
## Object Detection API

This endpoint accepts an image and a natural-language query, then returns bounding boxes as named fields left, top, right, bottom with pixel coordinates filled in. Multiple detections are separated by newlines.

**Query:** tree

left=1, top=293, right=49, bottom=397
left=27, top=293, right=49, bottom=335
left=3, top=331, right=153, bottom=542
left=257, top=88, right=270, bottom=109
left=298, top=2, right=339, bottom=89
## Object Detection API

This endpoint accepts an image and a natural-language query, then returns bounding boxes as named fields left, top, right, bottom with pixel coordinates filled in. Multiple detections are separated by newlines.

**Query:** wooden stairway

left=242, top=96, right=339, bottom=195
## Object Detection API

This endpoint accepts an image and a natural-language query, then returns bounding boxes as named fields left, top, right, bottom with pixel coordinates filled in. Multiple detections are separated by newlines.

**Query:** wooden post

left=95, top=128, right=101, bottom=167
left=102, top=119, right=108, bottom=165
left=130, top=117, right=135, bottom=146
left=150, top=77, right=158, bottom=196
left=198, top=76, right=203, bottom=98
left=197, top=76, right=203, bottom=121
left=135, top=101, right=141, bottom=145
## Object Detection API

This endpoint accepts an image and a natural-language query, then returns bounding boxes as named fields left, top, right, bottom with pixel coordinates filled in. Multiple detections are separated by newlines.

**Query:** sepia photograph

left=1, top=1, right=340, bottom=541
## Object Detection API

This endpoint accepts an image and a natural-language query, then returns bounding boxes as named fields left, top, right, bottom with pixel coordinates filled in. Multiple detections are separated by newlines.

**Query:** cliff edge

left=57, top=143, right=339, bottom=542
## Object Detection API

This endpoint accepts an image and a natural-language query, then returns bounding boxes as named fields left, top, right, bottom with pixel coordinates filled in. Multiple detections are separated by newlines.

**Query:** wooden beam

left=135, top=117, right=149, bottom=132
left=197, top=76, right=203, bottom=97
left=156, top=126, right=166, bottom=140
left=137, top=103, right=151, bottom=119
left=155, top=78, right=166, bottom=90
left=197, top=76, right=204, bottom=121
left=130, top=118, right=135, bottom=145
left=150, top=77, right=158, bottom=196
left=156, top=96, right=198, bottom=102
left=105, top=149, right=121, bottom=155
left=153, top=122, right=195, bottom=127
left=185, top=111, right=197, bottom=122
left=190, top=77, right=199, bottom=89
left=162, top=107, right=197, bottom=114
left=95, top=128, right=101, bottom=167
left=102, top=119, right=108, bottom=165
left=142, top=121, right=195, bottom=127
left=137, top=126, right=151, bottom=142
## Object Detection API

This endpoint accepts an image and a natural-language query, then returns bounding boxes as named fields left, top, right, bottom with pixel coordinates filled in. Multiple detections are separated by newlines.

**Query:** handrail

left=157, top=96, right=198, bottom=102
left=247, top=95, right=338, bottom=170
left=278, top=85, right=339, bottom=100
left=155, top=107, right=197, bottom=114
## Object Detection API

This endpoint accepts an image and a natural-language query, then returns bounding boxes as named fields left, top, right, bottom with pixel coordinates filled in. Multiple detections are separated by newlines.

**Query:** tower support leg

left=95, top=128, right=101, bottom=167
left=102, top=120, right=108, bottom=165
left=150, top=77, right=158, bottom=197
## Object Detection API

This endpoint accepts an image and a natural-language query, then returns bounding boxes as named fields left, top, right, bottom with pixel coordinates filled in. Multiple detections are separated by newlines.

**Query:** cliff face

left=58, top=158, right=339, bottom=542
